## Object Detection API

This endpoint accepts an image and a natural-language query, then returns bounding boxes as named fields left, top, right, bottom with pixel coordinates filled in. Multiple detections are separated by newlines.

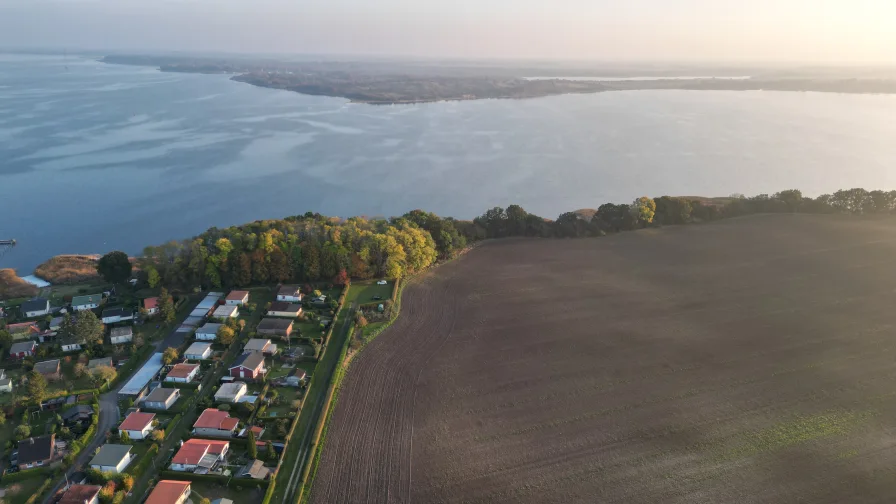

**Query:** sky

left=1, top=0, right=895, bottom=63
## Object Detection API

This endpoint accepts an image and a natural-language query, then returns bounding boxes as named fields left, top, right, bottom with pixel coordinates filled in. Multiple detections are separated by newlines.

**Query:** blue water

left=3, top=53, right=896, bottom=273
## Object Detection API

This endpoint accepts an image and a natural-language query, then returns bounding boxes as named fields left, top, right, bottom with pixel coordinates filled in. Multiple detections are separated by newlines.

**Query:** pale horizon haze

left=1, top=0, right=895, bottom=63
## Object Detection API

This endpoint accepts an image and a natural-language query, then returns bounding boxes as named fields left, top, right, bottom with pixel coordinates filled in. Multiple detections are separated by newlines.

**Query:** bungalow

left=195, top=323, right=222, bottom=341
left=146, top=480, right=191, bottom=504
left=10, top=341, right=37, bottom=360
left=58, top=484, right=101, bottom=504
left=185, top=342, right=212, bottom=360
left=285, top=368, right=307, bottom=387
left=87, top=357, right=113, bottom=369
left=267, top=302, right=303, bottom=318
left=17, top=434, right=55, bottom=470
left=192, top=408, right=239, bottom=437
left=58, top=335, right=85, bottom=353
left=101, top=307, right=134, bottom=324
left=109, top=326, right=133, bottom=345
left=89, top=444, right=134, bottom=474
left=61, top=405, right=94, bottom=425
left=143, top=297, right=159, bottom=316
left=170, top=439, right=229, bottom=472
left=229, top=352, right=266, bottom=380
left=214, top=382, right=247, bottom=403
left=256, top=318, right=293, bottom=338
left=243, top=338, right=277, bottom=356
left=276, top=286, right=302, bottom=303
left=212, top=305, right=239, bottom=319
left=49, top=316, right=64, bottom=332
left=71, top=294, right=102, bottom=311
left=22, top=298, right=50, bottom=318
left=34, top=359, right=61, bottom=380
left=165, top=363, right=200, bottom=383
left=8, top=322, right=40, bottom=340
left=238, top=459, right=270, bottom=480
left=0, top=372, right=12, bottom=393
left=119, top=411, right=155, bottom=440
left=225, top=290, right=249, bottom=306
left=143, top=387, right=180, bottom=411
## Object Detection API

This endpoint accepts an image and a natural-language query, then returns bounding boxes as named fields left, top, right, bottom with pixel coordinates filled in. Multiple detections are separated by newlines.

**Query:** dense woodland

left=137, top=188, right=895, bottom=292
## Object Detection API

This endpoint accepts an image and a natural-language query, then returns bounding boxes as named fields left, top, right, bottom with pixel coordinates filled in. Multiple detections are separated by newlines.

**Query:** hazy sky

left=1, top=0, right=895, bottom=63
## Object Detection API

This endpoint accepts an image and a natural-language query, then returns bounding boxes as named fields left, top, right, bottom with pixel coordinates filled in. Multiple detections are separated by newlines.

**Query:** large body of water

left=2, top=53, right=896, bottom=273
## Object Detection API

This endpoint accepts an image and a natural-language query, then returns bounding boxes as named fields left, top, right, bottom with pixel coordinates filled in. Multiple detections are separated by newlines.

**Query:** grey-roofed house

left=214, top=382, right=247, bottom=403
left=276, top=286, right=302, bottom=302
left=0, top=374, right=12, bottom=393
left=58, top=334, right=85, bottom=353
left=256, top=318, right=293, bottom=338
left=88, top=357, right=114, bottom=369
left=284, top=368, right=307, bottom=387
left=143, top=386, right=180, bottom=410
left=185, top=342, right=212, bottom=360
left=34, top=359, right=61, bottom=379
left=243, top=338, right=277, bottom=355
left=10, top=341, right=37, bottom=360
left=49, top=316, right=64, bottom=331
left=17, top=434, right=55, bottom=470
left=110, top=326, right=133, bottom=345
left=89, top=444, right=134, bottom=473
left=101, top=307, right=134, bottom=324
left=238, top=459, right=270, bottom=480
left=62, top=405, right=94, bottom=424
left=22, top=298, right=50, bottom=318
left=195, top=323, right=222, bottom=341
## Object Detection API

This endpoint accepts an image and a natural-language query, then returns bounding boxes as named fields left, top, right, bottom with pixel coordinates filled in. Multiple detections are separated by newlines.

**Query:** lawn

left=293, top=321, right=324, bottom=340
left=344, top=280, right=392, bottom=306
left=264, top=387, right=302, bottom=418
left=0, top=476, right=46, bottom=504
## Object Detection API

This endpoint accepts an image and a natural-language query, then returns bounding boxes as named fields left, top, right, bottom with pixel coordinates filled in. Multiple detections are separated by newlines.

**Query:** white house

left=0, top=369, right=12, bottom=393
left=192, top=408, right=239, bottom=437
left=146, top=481, right=191, bottom=504
left=89, top=444, right=134, bottom=474
left=276, top=286, right=302, bottom=303
left=170, top=439, right=229, bottom=472
left=225, top=291, right=249, bottom=306
left=101, top=307, right=134, bottom=324
left=110, top=326, right=133, bottom=345
left=59, top=336, right=85, bottom=353
left=195, top=323, right=222, bottom=341
left=214, top=382, right=247, bottom=403
left=71, top=294, right=102, bottom=311
left=119, top=411, right=155, bottom=440
left=165, top=363, right=200, bottom=383
left=143, top=297, right=159, bottom=316
left=143, top=387, right=180, bottom=411
left=185, top=342, right=212, bottom=360
left=267, top=302, right=303, bottom=318
left=21, top=298, right=50, bottom=318
left=212, top=305, right=239, bottom=319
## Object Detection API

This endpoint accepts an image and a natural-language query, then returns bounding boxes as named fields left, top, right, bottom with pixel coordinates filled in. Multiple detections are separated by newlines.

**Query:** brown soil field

left=33, top=255, right=101, bottom=284
left=0, top=269, right=39, bottom=299
left=309, top=214, right=896, bottom=504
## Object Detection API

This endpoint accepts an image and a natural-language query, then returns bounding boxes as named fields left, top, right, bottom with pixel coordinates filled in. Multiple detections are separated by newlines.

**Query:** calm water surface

left=2, top=53, right=896, bottom=272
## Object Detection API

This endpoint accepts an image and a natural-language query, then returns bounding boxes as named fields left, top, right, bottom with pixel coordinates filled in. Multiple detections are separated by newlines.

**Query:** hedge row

left=1, top=466, right=52, bottom=483
left=24, top=477, right=57, bottom=504
left=158, top=470, right=270, bottom=488
left=161, top=381, right=201, bottom=390
left=126, top=443, right=159, bottom=479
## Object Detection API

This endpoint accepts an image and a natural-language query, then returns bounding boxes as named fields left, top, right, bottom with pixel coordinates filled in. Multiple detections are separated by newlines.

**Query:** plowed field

left=309, top=214, right=896, bottom=504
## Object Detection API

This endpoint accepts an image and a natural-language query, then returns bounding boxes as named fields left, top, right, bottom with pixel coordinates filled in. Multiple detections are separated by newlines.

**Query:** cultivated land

left=309, top=214, right=896, bottom=504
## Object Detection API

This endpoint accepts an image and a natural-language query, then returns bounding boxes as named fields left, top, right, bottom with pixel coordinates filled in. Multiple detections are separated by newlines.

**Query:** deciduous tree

left=26, top=370, right=47, bottom=407
left=162, top=347, right=179, bottom=365
left=216, top=325, right=236, bottom=346
left=158, top=288, right=175, bottom=323
left=97, top=251, right=133, bottom=284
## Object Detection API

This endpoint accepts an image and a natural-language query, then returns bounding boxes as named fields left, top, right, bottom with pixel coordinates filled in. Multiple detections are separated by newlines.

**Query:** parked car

left=377, top=280, right=388, bottom=285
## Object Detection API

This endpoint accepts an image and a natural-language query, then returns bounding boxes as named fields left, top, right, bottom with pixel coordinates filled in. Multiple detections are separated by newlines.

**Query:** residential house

left=192, top=408, right=239, bottom=437
left=142, top=387, right=180, bottom=411
left=214, top=382, right=247, bottom=403
left=243, top=338, right=277, bottom=356
left=17, top=434, right=55, bottom=470
left=165, top=363, right=200, bottom=383
left=89, top=444, right=134, bottom=474
left=143, top=297, right=159, bottom=316
left=212, top=305, right=239, bottom=319
left=109, top=326, right=133, bottom=345
left=22, top=298, right=50, bottom=318
left=101, top=307, right=133, bottom=324
left=58, top=335, right=85, bottom=353
left=267, top=302, right=303, bottom=318
left=119, top=411, right=155, bottom=440
left=276, top=286, right=302, bottom=303
left=34, top=359, right=61, bottom=379
left=285, top=368, right=307, bottom=387
left=61, top=405, right=94, bottom=425
left=10, top=341, right=37, bottom=360
left=7, top=322, right=40, bottom=340
left=195, top=323, right=222, bottom=341
left=146, top=480, right=191, bottom=504
left=59, top=484, right=101, bottom=504
left=71, top=294, right=102, bottom=311
left=225, top=290, right=249, bottom=306
left=87, top=357, right=113, bottom=369
left=228, top=352, right=266, bottom=380
left=0, top=370, right=12, bottom=393
left=238, top=459, right=270, bottom=480
left=170, top=439, right=229, bottom=472
left=49, top=316, right=64, bottom=332
left=185, top=342, right=212, bottom=360
left=256, top=318, right=293, bottom=338
left=241, top=425, right=265, bottom=439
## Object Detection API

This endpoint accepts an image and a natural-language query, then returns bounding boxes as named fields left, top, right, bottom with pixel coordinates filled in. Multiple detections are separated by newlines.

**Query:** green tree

left=158, top=288, right=175, bottom=323
left=162, top=347, right=179, bottom=365
left=91, top=365, right=117, bottom=386
left=15, top=424, right=31, bottom=440
left=631, top=197, right=657, bottom=226
left=247, top=429, right=258, bottom=459
left=265, top=441, right=277, bottom=462
left=119, top=430, right=131, bottom=444
left=73, top=310, right=105, bottom=346
left=773, top=189, right=803, bottom=212
left=0, top=329, right=11, bottom=354
left=145, top=265, right=160, bottom=288
left=97, top=251, right=133, bottom=284
left=26, top=370, right=47, bottom=407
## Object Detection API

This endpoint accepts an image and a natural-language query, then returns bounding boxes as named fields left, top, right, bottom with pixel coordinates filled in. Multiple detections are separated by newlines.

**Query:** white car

left=377, top=280, right=388, bottom=285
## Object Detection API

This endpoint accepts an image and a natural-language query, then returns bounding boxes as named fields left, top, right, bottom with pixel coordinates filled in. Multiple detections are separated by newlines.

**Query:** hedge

left=24, top=477, right=56, bottom=504
left=158, top=470, right=270, bottom=488
left=163, top=414, right=182, bottom=437
left=1, top=466, right=52, bottom=483
left=162, top=381, right=201, bottom=390
left=126, top=443, right=158, bottom=478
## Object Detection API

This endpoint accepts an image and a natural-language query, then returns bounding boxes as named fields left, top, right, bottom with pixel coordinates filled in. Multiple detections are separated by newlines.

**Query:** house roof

left=185, top=342, right=212, bottom=356
left=289, top=368, right=307, bottom=380
left=120, top=411, right=155, bottom=432
left=146, top=480, right=191, bottom=504
left=239, top=459, right=270, bottom=479
left=59, top=484, right=102, bottom=504
left=143, top=297, right=159, bottom=310
left=34, top=359, right=60, bottom=375
left=71, top=294, right=102, bottom=306
left=197, top=322, right=223, bottom=334
left=7, top=322, right=39, bottom=334
left=110, top=326, right=133, bottom=337
left=10, top=341, right=37, bottom=354
left=269, top=302, right=302, bottom=312
left=172, top=439, right=229, bottom=465
left=102, top=307, right=131, bottom=318
left=226, top=290, right=249, bottom=301
left=194, top=408, right=239, bottom=431
left=167, top=363, right=199, bottom=380
left=0, top=378, right=11, bottom=387
left=244, top=339, right=271, bottom=352
left=61, top=405, right=94, bottom=421
left=88, top=357, right=113, bottom=369
left=277, top=285, right=301, bottom=296
left=49, top=316, right=64, bottom=327
left=213, top=305, right=239, bottom=317
left=257, top=318, right=292, bottom=331
left=21, top=298, right=49, bottom=313
left=18, top=434, right=55, bottom=465
left=90, top=444, right=132, bottom=467
left=230, top=352, right=265, bottom=371
left=216, top=382, right=247, bottom=398
left=144, top=386, right=178, bottom=403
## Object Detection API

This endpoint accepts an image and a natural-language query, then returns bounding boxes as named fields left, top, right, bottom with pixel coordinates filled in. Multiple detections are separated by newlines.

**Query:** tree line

left=131, top=188, right=894, bottom=291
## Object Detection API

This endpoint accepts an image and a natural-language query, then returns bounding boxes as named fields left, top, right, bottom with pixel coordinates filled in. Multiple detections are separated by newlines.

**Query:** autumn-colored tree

left=26, top=370, right=47, bottom=407
left=216, top=325, right=236, bottom=346
left=269, top=248, right=291, bottom=282
left=162, top=347, right=179, bottom=365
left=150, top=430, right=165, bottom=443
left=334, top=268, right=350, bottom=286
left=631, top=197, right=657, bottom=226
left=234, top=252, right=252, bottom=286
left=73, top=363, right=88, bottom=378
left=158, top=287, right=175, bottom=323
left=91, top=365, right=117, bottom=386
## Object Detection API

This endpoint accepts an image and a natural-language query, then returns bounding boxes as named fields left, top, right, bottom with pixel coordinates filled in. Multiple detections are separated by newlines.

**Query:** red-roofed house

left=119, top=411, right=155, bottom=440
left=143, top=297, right=159, bottom=316
left=59, top=483, right=101, bottom=504
left=164, top=363, right=200, bottom=383
left=225, top=290, right=249, bottom=306
left=170, top=439, right=229, bottom=472
left=146, top=480, right=191, bottom=504
left=192, top=408, right=240, bottom=437
left=7, top=322, right=40, bottom=340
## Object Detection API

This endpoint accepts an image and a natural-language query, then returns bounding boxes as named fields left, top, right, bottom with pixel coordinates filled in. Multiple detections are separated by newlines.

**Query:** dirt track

left=309, top=214, right=896, bottom=504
